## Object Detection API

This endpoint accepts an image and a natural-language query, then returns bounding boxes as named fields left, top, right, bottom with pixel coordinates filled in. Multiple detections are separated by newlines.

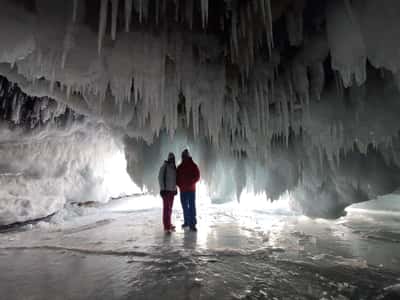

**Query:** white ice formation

left=0, top=0, right=400, bottom=223
left=0, top=78, right=137, bottom=225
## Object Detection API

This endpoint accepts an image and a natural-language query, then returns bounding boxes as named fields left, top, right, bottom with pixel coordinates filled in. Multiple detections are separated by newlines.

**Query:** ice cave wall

left=0, top=0, right=400, bottom=221
left=0, top=77, right=135, bottom=225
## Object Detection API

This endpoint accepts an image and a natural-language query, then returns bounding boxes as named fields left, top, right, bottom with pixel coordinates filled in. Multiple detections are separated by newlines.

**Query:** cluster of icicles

left=95, top=0, right=274, bottom=56
left=0, top=77, right=70, bottom=128
left=1, top=0, right=400, bottom=158
left=0, top=0, right=294, bottom=152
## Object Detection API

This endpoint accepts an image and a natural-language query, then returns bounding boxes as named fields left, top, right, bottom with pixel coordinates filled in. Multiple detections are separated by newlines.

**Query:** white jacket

left=158, top=161, right=177, bottom=192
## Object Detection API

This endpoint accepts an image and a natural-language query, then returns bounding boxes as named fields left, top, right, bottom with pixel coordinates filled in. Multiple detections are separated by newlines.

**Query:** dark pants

left=162, top=192, right=175, bottom=230
left=180, top=191, right=197, bottom=227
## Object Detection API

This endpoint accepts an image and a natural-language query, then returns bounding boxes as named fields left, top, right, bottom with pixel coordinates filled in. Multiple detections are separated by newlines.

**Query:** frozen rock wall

left=0, top=77, right=135, bottom=225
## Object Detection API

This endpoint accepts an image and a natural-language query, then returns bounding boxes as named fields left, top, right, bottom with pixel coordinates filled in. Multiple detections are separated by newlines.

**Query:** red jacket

left=176, top=158, right=200, bottom=192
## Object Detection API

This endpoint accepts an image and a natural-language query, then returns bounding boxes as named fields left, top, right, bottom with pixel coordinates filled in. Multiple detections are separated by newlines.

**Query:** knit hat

left=181, top=149, right=190, bottom=159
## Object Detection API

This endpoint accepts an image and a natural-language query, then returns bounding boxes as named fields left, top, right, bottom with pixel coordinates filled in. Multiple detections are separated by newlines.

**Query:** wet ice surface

left=0, top=196, right=400, bottom=300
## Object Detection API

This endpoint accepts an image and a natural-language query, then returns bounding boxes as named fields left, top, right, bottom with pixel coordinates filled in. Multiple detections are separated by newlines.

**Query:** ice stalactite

left=228, top=0, right=275, bottom=70
left=201, top=0, right=209, bottom=28
left=286, top=0, right=305, bottom=47
left=111, top=0, right=120, bottom=41
left=62, top=0, right=83, bottom=69
left=309, top=62, right=325, bottom=101
left=185, top=0, right=194, bottom=29
left=326, top=0, right=366, bottom=88
left=265, top=0, right=274, bottom=54
left=108, top=33, right=135, bottom=106
left=280, top=84, right=290, bottom=146
left=98, top=0, right=109, bottom=55
left=230, top=9, right=239, bottom=63
left=265, top=83, right=270, bottom=137
left=125, top=0, right=133, bottom=32
left=258, top=0, right=274, bottom=54
left=61, top=24, right=76, bottom=69
left=134, top=0, right=147, bottom=23
left=292, top=62, right=310, bottom=116
left=72, top=0, right=79, bottom=23
left=254, top=85, right=261, bottom=137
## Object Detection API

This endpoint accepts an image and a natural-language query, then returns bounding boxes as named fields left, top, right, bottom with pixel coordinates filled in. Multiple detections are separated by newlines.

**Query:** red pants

left=161, top=191, right=175, bottom=230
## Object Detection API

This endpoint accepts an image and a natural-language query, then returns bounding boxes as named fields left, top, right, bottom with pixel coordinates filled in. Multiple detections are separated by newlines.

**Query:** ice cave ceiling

left=1, top=0, right=400, bottom=224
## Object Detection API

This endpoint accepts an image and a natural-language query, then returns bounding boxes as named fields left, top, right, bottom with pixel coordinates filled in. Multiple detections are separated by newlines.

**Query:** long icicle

left=63, top=0, right=79, bottom=68
left=125, top=0, right=133, bottom=32
left=155, top=0, right=160, bottom=24
left=265, top=0, right=274, bottom=54
left=139, top=0, right=143, bottom=23
left=260, top=0, right=266, bottom=28
left=72, top=0, right=79, bottom=23
left=98, top=0, right=109, bottom=55
left=201, top=0, right=209, bottom=28
left=111, top=0, right=119, bottom=40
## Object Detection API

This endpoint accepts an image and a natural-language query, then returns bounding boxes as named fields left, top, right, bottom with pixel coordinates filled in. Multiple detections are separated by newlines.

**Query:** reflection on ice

left=0, top=193, right=399, bottom=299
left=106, top=194, right=161, bottom=212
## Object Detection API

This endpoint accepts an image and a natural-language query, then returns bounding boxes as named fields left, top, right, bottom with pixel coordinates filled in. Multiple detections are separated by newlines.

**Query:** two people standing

left=158, top=149, right=200, bottom=234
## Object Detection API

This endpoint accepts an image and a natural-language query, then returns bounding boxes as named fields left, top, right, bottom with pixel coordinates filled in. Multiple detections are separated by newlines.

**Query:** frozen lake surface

left=0, top=195, right=399, bottom=299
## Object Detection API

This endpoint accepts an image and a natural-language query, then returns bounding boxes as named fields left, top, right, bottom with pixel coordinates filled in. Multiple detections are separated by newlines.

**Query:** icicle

left=72, top=0, right=79, bottom=23
left=260, top=0, right=267, bottom=28
left=67, top=84, right=72, bottom=101
left=286, top=0, right=305, bottom=46
left=231, top=10, right=239, bottom=63
left=282, top=89, right=289, bottom=146
left=265, top=81, right=270, bottom=136
left=286, top=12, right=302, bottom=46
left=111, top=0, right=119, bottom=40
left=201, top=0, right=209, bottom=28
left=49, top=69, right=56, bottom=94
left=186, top=0, right=194, bottom=29
left=142, top=0, right=149, bottom=21
left=255, top=85, right=261, bottom=132
left=193, top=105, right=199, bottom=137
left=286, top=72, right=295, bottom=115
left=62, top=25, right=72, bottom=69
left=246, top=4, right=255, bottom=66
left=344, top=0, right=357, bottom=24
left=11, top=92, right=18, bottom=123
left=265, top=0, right=274, bottom=53
left=125, top=0, right=133, bottom=32
left=98, top=0, right=109, bottom=55
left=134, top=0, right=144, bottom=23
left=260, top=85, right=266, bottom=136
left=309, top=62, right=325, bottom=101
left=155, top=0, right=160, bottom=24
left=174, top=0, right=179, bottom=22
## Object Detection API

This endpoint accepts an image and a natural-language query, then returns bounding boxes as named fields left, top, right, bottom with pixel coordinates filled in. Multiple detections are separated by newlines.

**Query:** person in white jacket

left=158, top=152, right=177, bottom=233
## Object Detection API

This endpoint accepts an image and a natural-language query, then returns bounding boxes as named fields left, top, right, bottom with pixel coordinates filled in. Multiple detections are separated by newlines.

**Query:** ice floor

left=0, top=195, right=400, bottom=300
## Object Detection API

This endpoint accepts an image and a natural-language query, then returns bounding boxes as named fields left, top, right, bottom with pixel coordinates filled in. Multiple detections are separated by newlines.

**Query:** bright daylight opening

left=102, top=149, right=142, bottom=197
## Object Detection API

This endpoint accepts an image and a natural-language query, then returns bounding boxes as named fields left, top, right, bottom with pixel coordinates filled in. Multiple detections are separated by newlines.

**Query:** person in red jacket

left=176, top=149, right=200, bottom=231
